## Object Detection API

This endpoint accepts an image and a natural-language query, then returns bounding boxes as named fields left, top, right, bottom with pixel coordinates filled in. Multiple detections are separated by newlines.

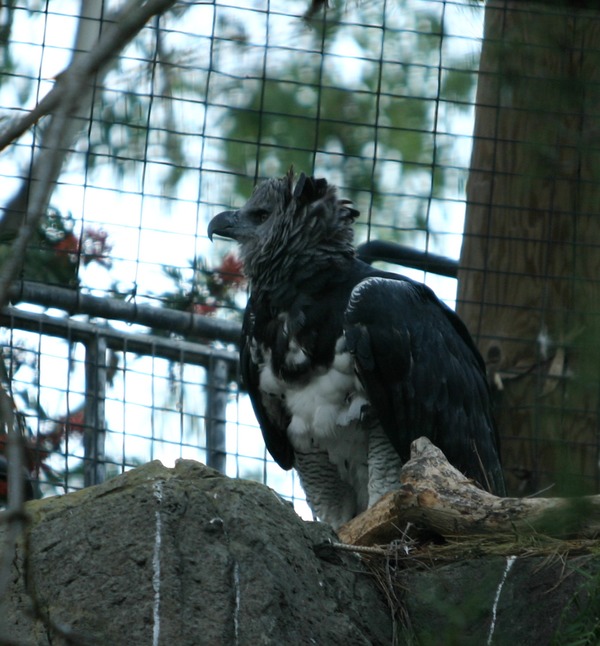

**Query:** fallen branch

left=338, top=437, right=600, bottom=546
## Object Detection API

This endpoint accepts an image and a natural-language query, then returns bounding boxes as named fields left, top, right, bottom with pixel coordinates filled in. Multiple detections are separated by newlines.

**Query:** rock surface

left=0, top=460, right=392, bottom=645
left=2, top=459, right=599, bottom=645
left=397, top=551, right=600, bottom=645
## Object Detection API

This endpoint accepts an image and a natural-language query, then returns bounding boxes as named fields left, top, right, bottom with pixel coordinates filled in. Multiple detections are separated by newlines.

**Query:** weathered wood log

left=338, top=437, right=600, bottom=546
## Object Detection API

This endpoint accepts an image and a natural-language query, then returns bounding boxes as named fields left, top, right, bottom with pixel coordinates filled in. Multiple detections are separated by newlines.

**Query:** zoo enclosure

left=0, top=0, right=599, bottom=510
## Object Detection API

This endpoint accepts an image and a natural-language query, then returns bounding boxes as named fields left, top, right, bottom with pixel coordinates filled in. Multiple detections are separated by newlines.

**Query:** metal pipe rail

left=0, top=303, right=240, bottom=486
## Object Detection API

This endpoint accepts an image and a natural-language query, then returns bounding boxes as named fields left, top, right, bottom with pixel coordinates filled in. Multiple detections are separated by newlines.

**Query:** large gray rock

left=2, top=459, right=599, bottom=645
left=0, top=460, right=392, bottom=645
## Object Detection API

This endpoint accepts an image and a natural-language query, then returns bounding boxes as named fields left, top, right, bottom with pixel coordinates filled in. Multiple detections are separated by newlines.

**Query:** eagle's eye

left=252, top=208, right=270, bottom=224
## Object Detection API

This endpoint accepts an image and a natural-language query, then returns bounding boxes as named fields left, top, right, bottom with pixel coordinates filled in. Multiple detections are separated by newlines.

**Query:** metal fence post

left=84, top=334, right=107, bottom=487
left=205, top=357, right=228, bottom=474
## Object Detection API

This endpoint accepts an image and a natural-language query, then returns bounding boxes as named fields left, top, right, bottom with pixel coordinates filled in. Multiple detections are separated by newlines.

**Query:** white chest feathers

left=256, top=335, right=384, bottom=521
left=254, top=332, right=405, bottom=527
left=258, top=337, right=369, bottom=453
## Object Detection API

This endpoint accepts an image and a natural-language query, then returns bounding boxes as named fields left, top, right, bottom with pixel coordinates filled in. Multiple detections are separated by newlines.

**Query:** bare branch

left=0, top=0, right=178, bottom=308
left=0, top=0, right=178, bottom=152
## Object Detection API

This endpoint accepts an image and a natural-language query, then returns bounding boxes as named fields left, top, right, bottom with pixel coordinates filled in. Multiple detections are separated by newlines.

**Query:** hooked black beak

left=208, top=210, right=238, bottom=241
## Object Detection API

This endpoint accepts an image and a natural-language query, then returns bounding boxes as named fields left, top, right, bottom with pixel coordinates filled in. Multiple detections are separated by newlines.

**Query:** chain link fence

left=0, top=0, right=598, bottom=518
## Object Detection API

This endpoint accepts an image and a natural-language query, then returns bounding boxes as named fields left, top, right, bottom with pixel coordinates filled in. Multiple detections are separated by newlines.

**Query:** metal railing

left=1, top=243, right=456, bottom=491
left=1, top=281, right=240, bottom=489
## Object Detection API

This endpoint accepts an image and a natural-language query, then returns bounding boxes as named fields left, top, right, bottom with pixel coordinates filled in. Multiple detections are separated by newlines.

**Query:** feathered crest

left=292, top=171, right=359, bottom=225
left=292, top=172, right=328, bottom=205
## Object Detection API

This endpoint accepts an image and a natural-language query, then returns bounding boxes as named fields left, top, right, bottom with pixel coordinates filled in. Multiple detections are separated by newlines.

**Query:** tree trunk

left=457, top=1, right=600, bottom=496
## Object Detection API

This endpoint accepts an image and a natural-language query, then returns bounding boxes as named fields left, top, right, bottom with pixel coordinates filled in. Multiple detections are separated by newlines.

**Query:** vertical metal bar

left=205, top=358, right=228, bottom=474
left=84, top=335, right=107, bottom=487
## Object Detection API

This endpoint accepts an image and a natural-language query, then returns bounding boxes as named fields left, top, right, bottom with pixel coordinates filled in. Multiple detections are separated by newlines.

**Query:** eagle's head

left=208, top=169, right=359, bottom=285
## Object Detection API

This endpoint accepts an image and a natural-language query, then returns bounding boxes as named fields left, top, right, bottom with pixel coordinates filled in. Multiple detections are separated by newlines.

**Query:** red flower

left=56, top=409, right=86, bottom=436
left=81, top=228, right=112, bottom=267
left=53, top=232, right=80, bottom=258
left=50, top=228, right=112, bottom=268
left=193, top=303, right=217, bottom=316
left=216, top=252, right=245, bottom=286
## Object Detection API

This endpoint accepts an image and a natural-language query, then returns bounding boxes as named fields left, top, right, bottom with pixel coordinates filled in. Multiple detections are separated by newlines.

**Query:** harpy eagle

left=208, top=170, right=506, bottom=529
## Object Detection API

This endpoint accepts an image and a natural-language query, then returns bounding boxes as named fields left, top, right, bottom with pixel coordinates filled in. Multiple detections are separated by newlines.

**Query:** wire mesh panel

left=0, top=0, right=598, bottom=515
left=458, top=1, right=600, bottom=496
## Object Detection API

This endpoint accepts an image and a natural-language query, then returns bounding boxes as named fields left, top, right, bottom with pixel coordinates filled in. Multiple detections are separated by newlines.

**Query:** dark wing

left=240, top=300, right=295, bottom=470
left=343, top=275, right=506, bottom=495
